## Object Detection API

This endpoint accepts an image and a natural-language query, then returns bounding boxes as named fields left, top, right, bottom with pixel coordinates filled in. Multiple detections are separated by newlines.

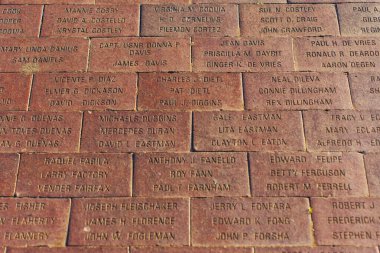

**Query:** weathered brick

left=141, top=4, right=239, bottom=37
left=250, top=152, right=368, bottom=197
left=193, top=37, right=293, bottom=72
left=294, top=37, right=380, bottom=72
left=0, top=112, right=82, bottom=153
left=0, top=5, right=42, bottom=38
left=194, top=0, right=285, bottom=3
left=349, top=72, right=380, bottom=110
left=0, top=154, right=19, bottom=196
left=131, top=247, right=253, bottom=253
left=0, top=74, right=32, bottom=111
left=0, top=38, right=89, bottom=72
left=240, top=4, right=339, bottom=37
left=134, top=152, right=249, bottom=197
left=138, top=73, right=243, bottom=111
left=89, top=37, right=190, bottom=72
left=303, top=110, right=380, bottom=152
left=0, top=198, right=70, bottom=247
left=290, top=0, right=380, bottom=2
left=30, top=73, right=137, bottom=111
left=244, top=72, right=353, bottom=110
left=16, top=153, right=132, bottom=198
left=81, top=111, right=191, bottom=152
left=254, top=246, right=379, bottom=253
left=7, top=247, right=129, bottom=253
left=0, top=0, right=93, bottom=3
left=68, top=198, right=189, bottom=246
left=311, top=197, right=380, bottom=246
left=364, top=154, right=380, bottom=197
left=96, top=0, right=190, bottom=3
left=42, top=5, right=139, bottom=37
left=193, top=111, right=305, bottom=151
left=191, top=197, right=312, bottom=246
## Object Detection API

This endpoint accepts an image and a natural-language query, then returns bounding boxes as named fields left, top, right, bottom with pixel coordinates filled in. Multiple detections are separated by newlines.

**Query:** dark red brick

left=255, top=246, right=379, bottom=253
left=365, top=154, right=380, bottom=197
left=349, top=73, right=380, bottom=110
left=0, top=154, right=19, bottom=196
left=0, top=74, right=32, bottom=111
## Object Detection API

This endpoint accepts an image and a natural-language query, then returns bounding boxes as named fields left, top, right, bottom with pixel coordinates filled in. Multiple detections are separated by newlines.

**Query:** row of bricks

left=1, top=152, right=379, bottom=198
left=0, top=197, right=380, bottom=247
left=0, top=72, right=378, bottom=112
left=1, top=110, right=380, bottom=153
left=1, top=36, right=380, bottom=72
left=0, top=3, right=375, bottom=38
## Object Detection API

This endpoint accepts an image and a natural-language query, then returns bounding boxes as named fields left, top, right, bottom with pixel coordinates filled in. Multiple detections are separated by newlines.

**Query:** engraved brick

left=16, top=153, right=132, bottom=197
left=365, top=154, right=380, bottom=197
left=68, top=198, right=189, bottom=246
left=311, top=197, right=380, bottom=246
left=134, top=152, right=249, bottom=197
left=0, top=74, right=32, bottom=111
left=0, top=112, right=82, bottom=153
left=131, top=247, right=253, bottom=253
left=250, top=152, right=368, bottom=197
left=141, top=4, right=239, bottom=37
left=138, top=73, right=243, bottom=111
left=240, top=4, right=339, bottom=37
left=349, top=72, right=380, bottom=110
left=81, top=111, right=191, bottom=152
left=294, top=37, right=380, bottom=72
left=30, top=73, right=137, bottom=111
left=0, top=198, right=70, bottom=247
left=0, top=154, right=19, bottom=196
left=42, top=5, right=139, bottom=37
left=303, top=110, right=380, bottom=152
left=0, top=5, right=42, bottom=38
left=89, top=37, right=190, bottom=72
left=193, top=37, right=293, bottom=72
left=255, top=246, right=379, bottom=253
left=290, top=0, right=380, bottom=3
left=194, top=0, right=285, bottom=3
left=96, top=0, right=190, bottom=4
left=7, top=247, right=129, bottom=253
left=193, top=111, right=304, bottom=151
left=191, top=197, right=312, bottom=246
left=244, top=72, right=352, bottom=110
left=0, top=38, right=89, bottom=72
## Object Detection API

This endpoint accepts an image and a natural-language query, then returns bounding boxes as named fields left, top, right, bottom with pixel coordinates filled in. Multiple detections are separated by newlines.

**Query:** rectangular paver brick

left=191, top=197, right=312, bottom=246
left=0, top=0, right=94, bottom=3
left=30, top=73, right=137, bottom=111
left=0, top=198, right=70, bottom=247
left=193, top=111, right=305, bottom=151
left=249, top=152, right=368, bottom=197
left=254, top=246, right=379, bottom=253
left=303, top=110, right=380, bottom=152
left=96, top=0, right=190, bottom=3
left=192, top=37, right=294, bottom=72
left=42, top=5, right=139, bottom=38
left=240, top=4, right=339, bottom=37
left=0, top=38, right=89, bottom=72
left=16, top=153, right=132, bottom=198
left=68, top=198, right=189, bottom=246
left=138, top=73, right=243, bottom=111
left=81, top=111, right=191, bottom=152
left=131, top=247, right=253, bottom=253
left=311, top=197, right=380, bottom=246
left=364, top=154, right=380, bottom=197
left=134, top=152, right=249, bottom=197
left=89, top=37, right=190, bottom=72
left=0, top=74, right=32, bottom=111
left=244, top=72, right=353, bottom=110
left=7, top=248, right=129, bottom=253
left=349, top=72, right=380, bottom=110
left=0, top=154, right=19, bottom=196
left=194, top=0, right=285, bottom=3
left=290, top=0, right=380, bottom=2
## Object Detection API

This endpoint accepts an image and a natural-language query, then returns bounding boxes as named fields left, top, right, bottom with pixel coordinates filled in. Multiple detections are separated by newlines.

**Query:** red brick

left=0, top=38, right=89, bottom=72
left=42, top=5, right=139, bottom=38
left=138, top=73, right=243, bottom=111
left=194, top=0, right=285, bottom=3
left=0, top=154, right=19, bottom=196
left=193, top=37, right=293, bottom=72
left=294, top=37, right=380, bottom=72
left=131, top=247, right=253, bottom=253
left=311, top=197, right=380, bottom=246
left=0, top=0, right=93, bottom=3
left=141, top=4, right=239, bottom=37
left=0, top=198, right=70, bottom=247
left=0, top=5, right=42, bottom=38
left=255, top=246, right=379, bottom=253
left=191, top=197, right=312, bottom=246
left=244, top=72, right=352, bottom=110
left=30, top=73, right=136, bottom=111
left=81, top=111, right=191, bottom=152
left=68, top=198, right=189, bottom=246
left=240, top=4, right=339, bottom=37
left=134, top=152, right=249, bottom=197
left=349, top=73, right=380, bottom=110
left=290, top=0, right=380, bottom=2
left=365, top=154, right=380, bottom=197
left=250, top=152, right=368, bottom=197
left=0, top=112, right=82, bottom=153
left=7, top=247, right=129, bottom=253
left=96, top=0, right=190, bottom=3
left=89, top=37, right=190, bottom=72
left=303, top=110, right=380, bottom=152
left=193, top=111, right=305, bottom=151
left=16, top=153, right=132, bottom=198
left=0, top=74, right=32, bottom=111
